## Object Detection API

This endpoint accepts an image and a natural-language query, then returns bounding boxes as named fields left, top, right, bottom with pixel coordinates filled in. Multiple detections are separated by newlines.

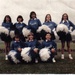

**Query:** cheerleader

left=14, top=15, right=27, bottom=41
left=8, top=35, right=25, bottom=63
left=28, top=11, right=41, bottom=40
left=25, top=32, right=41, bottom=63
left=0, top=15, right=13, bottom=60
left=43, top=14, right=57, bottom=40
left=41, top=32, right=57, bottom=63
left=59, top=13, right=75, bottom=59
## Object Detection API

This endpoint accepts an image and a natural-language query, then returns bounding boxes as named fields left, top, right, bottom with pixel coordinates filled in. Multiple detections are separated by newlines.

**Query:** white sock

left=52, top=58, right=56, bottom=63
left=69, top=54, right=73, bottom=59
left=61, top=54, right=64, bottom=59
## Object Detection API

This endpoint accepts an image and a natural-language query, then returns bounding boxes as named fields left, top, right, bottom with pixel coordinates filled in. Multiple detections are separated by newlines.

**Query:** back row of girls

left=0, top=11, right=75, bottom=62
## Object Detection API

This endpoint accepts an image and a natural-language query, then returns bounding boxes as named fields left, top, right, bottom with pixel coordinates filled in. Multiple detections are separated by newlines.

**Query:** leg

left=61, top=41, right=65, bottom=54
left=67, top=41, right=71, bottom=54
left=30, top=50, right=39, bottom=63
left=51, top=53, right=56, bottom=63
left=67, top=41, right=73, bottom=59
left=61, top=41, right=65, bottom=59
left=7, top=42, right=10, bottom=54
left=5, top=42, right=8, bottom=60
left=5, top=42, right=8, bottom=55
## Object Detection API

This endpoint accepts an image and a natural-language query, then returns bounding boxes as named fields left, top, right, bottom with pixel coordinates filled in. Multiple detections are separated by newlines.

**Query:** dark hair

left=45, top=32, right=51, bottom=36
left=17, top=15, right=23, bottom=22
left=61, top=13, right=68, bottom=21
left=15, top=35, right=20, bottom=39
left=45, top=14, right=52, bottom=22
left=3, top=15, right=12, bottom=23
left=30, top=11, right=36, bottom=19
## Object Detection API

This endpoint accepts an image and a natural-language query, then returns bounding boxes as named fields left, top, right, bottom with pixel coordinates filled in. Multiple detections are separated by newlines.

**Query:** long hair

left=45, top=14, right=52, bottom=22
left=3, top=15, right=12, bottom=23
left=30, top=11, right=37, bottom=19
left=61, top=13, right=69, bottom=21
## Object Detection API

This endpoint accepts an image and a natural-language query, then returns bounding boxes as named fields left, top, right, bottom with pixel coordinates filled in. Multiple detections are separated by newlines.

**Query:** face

left=6, top=17, right=10, bottom=22
left=29, top=35, right=34, bottom=40
left=46, top=15, right=51, bottom=22
left=45, top=34, right=51, bottom=40
left=17, top=18, right=22, bottom=22
left=63, top=14, right=68, bottom=21
left=31, top=13, right=36, bottom=19
left=15, top=38, right=20, bottom=42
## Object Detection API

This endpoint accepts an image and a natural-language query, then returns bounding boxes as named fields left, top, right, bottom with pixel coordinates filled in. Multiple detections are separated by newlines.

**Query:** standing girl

left=28, top=11, right=41, bottom=40
left=14, top=15, right=27, bottom=42
left=43, top=14, right=57, bottom=40
left=1, top=15, right=13, bottom=60
left=59, top=13, right=75, bottom=59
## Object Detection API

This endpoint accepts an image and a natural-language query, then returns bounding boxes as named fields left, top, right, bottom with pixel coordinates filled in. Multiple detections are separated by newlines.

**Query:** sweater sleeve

left=69, top=21, right=75, bottom=31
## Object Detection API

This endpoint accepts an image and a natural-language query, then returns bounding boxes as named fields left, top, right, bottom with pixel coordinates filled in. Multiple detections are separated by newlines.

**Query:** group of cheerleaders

left=0, top=11, right=75, bottom=64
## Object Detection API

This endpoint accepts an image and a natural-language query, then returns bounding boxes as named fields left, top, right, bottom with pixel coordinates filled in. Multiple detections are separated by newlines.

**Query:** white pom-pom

left=8, top=50, right=20, bottom=64
left=22, top=28, right=30, bottom=37
left=21, top=47, right=32, bottom=63
left=37, top=25, right=51, bottom=33
left=10, top=30, right=15, bottom=38
left=0, top=26, right=9, bottom=35
left=39, top=48, right=51, bottom=61
left=56, top=24, right=69, bottom=34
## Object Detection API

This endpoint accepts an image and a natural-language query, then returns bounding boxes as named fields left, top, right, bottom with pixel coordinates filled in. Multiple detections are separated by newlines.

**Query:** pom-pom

left=56, top=24, right=68, bottom=34
left=37, top=25, right=51, bottom=33
left=8, top=50, right=20, bottom=64
left=39, top=48, right=51, bottom=61
left=21, top=47, right=32, bottom=63
left=10, top=30, right=15, bottom=38
left=0, top=26, right=9, bottom=35
left=22, top=27, right=30, bottom=37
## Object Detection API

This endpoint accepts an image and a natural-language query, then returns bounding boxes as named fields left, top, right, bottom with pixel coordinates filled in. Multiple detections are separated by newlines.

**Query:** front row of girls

left=10, top=32, right=57, bottom=63
left=1, top=11, right=75, bottom=61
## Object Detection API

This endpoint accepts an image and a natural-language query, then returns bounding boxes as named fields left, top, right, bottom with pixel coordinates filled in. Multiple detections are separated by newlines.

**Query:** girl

left=8, top=35, right=25, bottom=63
left=25, top=32, right=41, bottom=63
left=1, top=15, right=13, bottom=60
left=14, top=15, right=27, bottom=42
left=41, top=32, right=57, bottom=63
left=43, top=14, right=57, bottom=40
left=59, top=13, right=75, bottom=59
left=28, top=11, right=41, bottom=40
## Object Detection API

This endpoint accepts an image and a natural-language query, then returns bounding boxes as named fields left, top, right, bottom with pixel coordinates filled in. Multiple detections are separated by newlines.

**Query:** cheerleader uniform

left=60, top=20, right=75, bottom=42
left=25, top=39, right=41, bottom=62
left=1, top=22, right=13, bottom=42
left=8, top=41, right=25, bottom=63
left=43, top=21, right=57, bottom=40
left=42, top=40, right=57, bottom=60
left=28, top=18, right=41, bottom=40
left=14, top=22, right=27, bottom=41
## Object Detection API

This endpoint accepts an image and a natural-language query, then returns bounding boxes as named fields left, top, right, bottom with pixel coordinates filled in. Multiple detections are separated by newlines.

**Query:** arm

left=52, top=41, right=57, bottom=51
left=10, top=42, right=14, bottom=50
left=69, top=21, right=75, bottom=31
left=37, top=19, right=41, bottom=27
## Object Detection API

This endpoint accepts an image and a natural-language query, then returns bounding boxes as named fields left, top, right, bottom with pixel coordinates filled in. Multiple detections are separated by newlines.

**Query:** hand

left=18, top=48, right=22, bottom=51
left=51, top=48, right=56, bottom=53
left=34, top=48, right=38, bottom=53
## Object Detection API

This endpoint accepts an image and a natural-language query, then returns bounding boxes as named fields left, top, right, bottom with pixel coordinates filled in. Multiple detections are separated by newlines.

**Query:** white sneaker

left=52, top=58, right=56, bottom=63
left=69, top=54, right=73, bottom=60
left=5, top=55, right=8, bottom=60
left=35, top=59, right=38, bottom=63
left=61, top=54, right=64, bottom=59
